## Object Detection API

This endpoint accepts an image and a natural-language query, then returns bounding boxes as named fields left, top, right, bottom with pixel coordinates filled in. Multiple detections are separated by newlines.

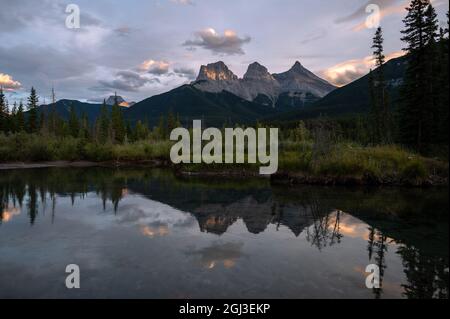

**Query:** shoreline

left=1, top=161, right=448, bottom=187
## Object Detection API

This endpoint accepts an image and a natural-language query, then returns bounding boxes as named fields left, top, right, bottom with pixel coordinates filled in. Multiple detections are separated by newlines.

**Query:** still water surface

left=0, top=168, right=448, bottom=299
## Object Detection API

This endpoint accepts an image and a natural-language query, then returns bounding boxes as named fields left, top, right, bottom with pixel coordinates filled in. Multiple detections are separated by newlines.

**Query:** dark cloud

left=173, top=67, right=197, bottom=80
left=0, top=45, right=94, bottom=81
left=93, top=70, right=159, bottom=92
left=183, top=28, right=251, bottom=55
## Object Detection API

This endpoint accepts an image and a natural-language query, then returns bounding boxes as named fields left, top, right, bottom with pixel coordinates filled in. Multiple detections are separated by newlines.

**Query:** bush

left=83, top=143, right=114, bottom=162
left=401, top=159, right=427, bottom=181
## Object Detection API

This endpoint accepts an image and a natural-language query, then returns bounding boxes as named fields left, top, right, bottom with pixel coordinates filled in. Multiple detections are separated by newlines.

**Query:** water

left=0, top=168, right=448, bottom=299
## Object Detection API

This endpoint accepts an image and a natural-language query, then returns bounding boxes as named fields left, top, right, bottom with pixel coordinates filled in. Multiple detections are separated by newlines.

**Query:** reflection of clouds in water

left=187, top=242, right=245, bottom=270
left=331, top=212, right=396, bottom=243
left=62, top=195, right=196, bottom=234
left=1, top=206, right=21, bottom=223
left=140, top=224, right=170, bottom=238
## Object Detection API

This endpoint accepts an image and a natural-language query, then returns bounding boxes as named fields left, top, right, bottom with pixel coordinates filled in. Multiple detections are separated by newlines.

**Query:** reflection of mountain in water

left=1, top=167, right=448, bottom=299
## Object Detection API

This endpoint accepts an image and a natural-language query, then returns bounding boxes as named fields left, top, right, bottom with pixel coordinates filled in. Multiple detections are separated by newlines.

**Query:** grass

left=0, top=133, right=172, bottom=163
left=0, top=132, right=447, bottom=185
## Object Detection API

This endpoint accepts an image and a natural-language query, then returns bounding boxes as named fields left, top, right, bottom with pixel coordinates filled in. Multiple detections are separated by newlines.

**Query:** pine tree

left=49, top=87, right=57, bottom=135
left=10, top=101, right=17, bottom=133
left=68, top=104, right=80, bottom=138
left=0, top=87, right=7, bottom=133
left=370, top=27, right=391, bottom=144
left=398, top=0, right=438, bottom=153
left=16, top=101, right=25, bottom=132
left=111, top=96, right=125, bottom=144
left=79, top=112, right=90, bottom=139
left=156, top=115, right=167, bottom=140
left=98, top=100, right=110, bottom=143
left=27, top=87, right=39, bottom=134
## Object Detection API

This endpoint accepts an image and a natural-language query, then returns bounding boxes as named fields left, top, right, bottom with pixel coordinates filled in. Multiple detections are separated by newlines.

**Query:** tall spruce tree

left=27, top=87, right=39, bottom=133
left=111, top=95, right=125, bottom=143
left=68, top=104, right=80, bottom=138
left=0, top=87, right=7, bottom=133
left=370, top=27, right=391, bottom=144
left=398, top=0, right=439, bottom=153
left=16, top=101, right=25, bottom=132
left=98, top=100, right=110, bottom=143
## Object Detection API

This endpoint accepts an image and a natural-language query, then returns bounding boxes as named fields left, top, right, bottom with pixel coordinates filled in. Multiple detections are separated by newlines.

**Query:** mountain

left=273, top=61, right=336, bottom=99
left=124, top=85, right=278, bottom=127
left=192, top=61, right=336, bottom=108
left=265, top=55, right=408, bottom=122
left=35, top=99, right=125, bottom=123
left=105, top=95, right=135, bottom=107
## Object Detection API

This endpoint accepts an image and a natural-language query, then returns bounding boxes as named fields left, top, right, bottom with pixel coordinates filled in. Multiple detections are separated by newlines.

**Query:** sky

left=0, top=0, right=448, bottom=106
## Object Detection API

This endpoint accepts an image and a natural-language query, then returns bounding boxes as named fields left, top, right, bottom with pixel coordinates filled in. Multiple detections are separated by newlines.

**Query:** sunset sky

left=1, top=0, right=448, bottom=105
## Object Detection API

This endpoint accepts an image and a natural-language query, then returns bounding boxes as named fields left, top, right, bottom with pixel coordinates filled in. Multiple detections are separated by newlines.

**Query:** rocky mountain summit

left=193, top=61, right=336, bottom=107
left=105, top=95, right=135, bottom=107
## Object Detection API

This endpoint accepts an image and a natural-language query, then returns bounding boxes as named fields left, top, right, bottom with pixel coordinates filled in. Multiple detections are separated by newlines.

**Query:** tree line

left=369, top=0, right=449, bottom=154
left=0, top=89, right=181, bottom=144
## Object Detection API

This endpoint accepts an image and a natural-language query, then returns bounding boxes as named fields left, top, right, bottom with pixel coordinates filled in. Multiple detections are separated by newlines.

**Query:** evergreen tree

left=98, top=100, right=110, bottom=143
left=156, top=115, right=167, bottom=140
left=0, top=87, right=7, bottom=133
left=27, top=87, right=39, bottom=133
left=398, top=0, right=439, bottom=153
left=370, top=27, right=391, bottom=144
left=16, top=101, right=25, bottom=132
left=68, top=104, right=80, bottom=138
left=79, top=112, right=90, bottom=139
left=48, top=87, right=57, bottom=135
left=10, top=101, right=17, bottom=133
left=111, top=96, right=125, bottom=143
left=435, top=11, right=449, bottom=145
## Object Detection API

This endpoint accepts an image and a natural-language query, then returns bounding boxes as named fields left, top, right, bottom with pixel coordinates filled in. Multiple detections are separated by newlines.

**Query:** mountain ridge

left=192, top=60, right=336, bottom=107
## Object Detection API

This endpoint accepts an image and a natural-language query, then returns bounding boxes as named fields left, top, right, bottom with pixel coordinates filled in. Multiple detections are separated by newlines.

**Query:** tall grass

left=0, top=132, right=447, bottom=184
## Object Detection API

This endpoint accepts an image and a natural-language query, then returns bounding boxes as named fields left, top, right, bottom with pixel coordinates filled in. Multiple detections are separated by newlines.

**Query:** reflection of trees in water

left=1, top=168, right=449, bottom=299
left=397, top=245, right=449, bottom=299
left=367, top=227, right=388, bottom=299
left=305, top=204, right=343, bottom=251
left=0, top=169, right=127, bottom=225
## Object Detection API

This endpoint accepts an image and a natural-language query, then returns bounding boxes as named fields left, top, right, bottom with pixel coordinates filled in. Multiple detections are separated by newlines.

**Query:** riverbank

left=1, top=160, right=448, bottom=187
left=1, top=133, right=448, bottom=186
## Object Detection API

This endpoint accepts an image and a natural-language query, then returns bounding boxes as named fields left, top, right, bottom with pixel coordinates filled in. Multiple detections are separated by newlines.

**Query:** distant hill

left=265, top=55, right=408, bottom=122
left=125, top=85, right=278, bottom=127
left=35, top=100, right=125, bottom=123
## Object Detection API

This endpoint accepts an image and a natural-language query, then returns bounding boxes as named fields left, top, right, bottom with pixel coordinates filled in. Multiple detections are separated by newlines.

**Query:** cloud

left=183, top=28, right=251, bottom=55
left=114, top=26, right=132, bottom=37
left=335, top=0, right=407, bottom=31
left=321, top=51, right=404, bottom=86
left=300, top=29, right=327, bottom=45
left=335, top=0, right=398, bottom=23
left=94, top=71, right=159, bottom=92
left=0, top=0, right=102, bottom=34
left=0, top=73, right=22, bottom=91
left=170, top=0, right=194, bottom=5
left=173, top=67, right=197, bottom=80
left=138, top=60, right=170, bottom=75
